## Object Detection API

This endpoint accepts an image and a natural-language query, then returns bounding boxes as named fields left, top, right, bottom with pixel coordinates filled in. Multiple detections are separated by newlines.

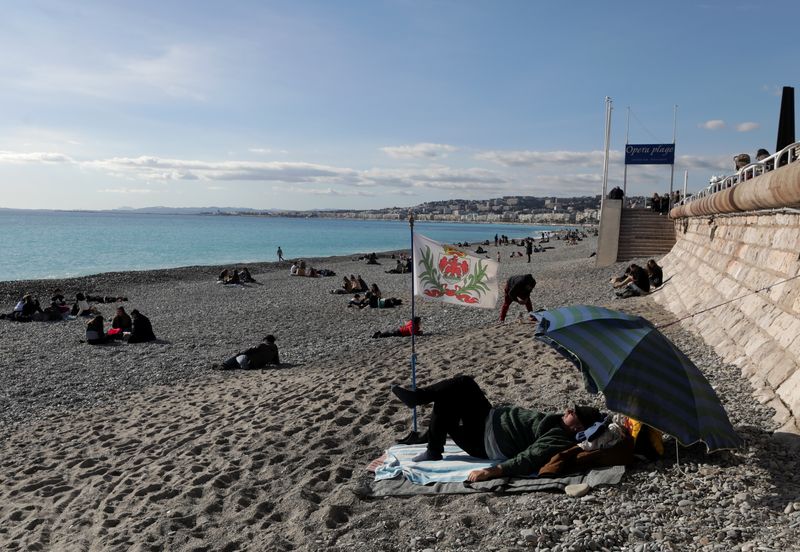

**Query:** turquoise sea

left=0, top=211, right=569, bottom=282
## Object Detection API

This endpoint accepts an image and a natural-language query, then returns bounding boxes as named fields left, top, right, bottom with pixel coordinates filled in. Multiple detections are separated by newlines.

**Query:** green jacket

left=493, top=406, right=576, bottom=477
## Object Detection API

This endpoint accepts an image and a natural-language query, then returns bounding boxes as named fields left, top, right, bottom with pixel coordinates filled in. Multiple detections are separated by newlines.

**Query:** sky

left=1, top=0, right=798, bottom=211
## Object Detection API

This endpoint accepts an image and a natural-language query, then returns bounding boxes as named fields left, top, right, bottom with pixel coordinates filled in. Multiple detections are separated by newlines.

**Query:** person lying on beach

left=348, top=293, right=368, bottom=309
left=372, top=316, right=420, bottom=338
left=85, top=315, right=109, bottom=345
left=365, top=291, right=402, bottom=309
left=499, top=274, right=536, bottom=323
left=85, top=293, right=128, bottom=303
left=390, top=374, right=603, bottom=481
left=220, top=335, right=280, bottom=369
left=612, top=264, right=650, bottom=298
left=127, top=310, right=156, bottom=343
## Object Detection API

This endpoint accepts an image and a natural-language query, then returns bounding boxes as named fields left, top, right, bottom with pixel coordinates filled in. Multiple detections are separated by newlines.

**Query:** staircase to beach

left=616, top=208, right=676, bottom=261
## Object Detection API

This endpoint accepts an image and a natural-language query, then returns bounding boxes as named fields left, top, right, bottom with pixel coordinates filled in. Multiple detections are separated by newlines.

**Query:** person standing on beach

left=525, top=239, right=533, bottom=263
left=277, top=246, right=284, bottom=262
left=499, top=274, right=536, bottom=323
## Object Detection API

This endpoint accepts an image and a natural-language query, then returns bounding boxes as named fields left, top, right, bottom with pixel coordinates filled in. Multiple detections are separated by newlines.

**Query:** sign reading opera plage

left=625, top=143, right=675, bottom=165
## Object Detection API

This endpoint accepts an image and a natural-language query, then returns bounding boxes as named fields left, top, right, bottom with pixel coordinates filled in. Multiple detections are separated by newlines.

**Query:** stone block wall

left=653, top=212, right=800, bottom=433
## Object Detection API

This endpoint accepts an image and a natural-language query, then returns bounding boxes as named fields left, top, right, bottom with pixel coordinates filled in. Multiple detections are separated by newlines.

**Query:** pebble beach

left=1, top=235, right=799, bottom=551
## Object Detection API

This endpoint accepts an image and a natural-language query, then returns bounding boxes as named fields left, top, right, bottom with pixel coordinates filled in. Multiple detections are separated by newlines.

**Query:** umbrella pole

left=409, top=211, right=418, bottom=434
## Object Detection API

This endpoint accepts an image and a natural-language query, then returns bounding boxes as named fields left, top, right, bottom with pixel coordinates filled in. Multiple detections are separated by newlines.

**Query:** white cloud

left=249, top=147, right=288, bottom=155
left=97, top=187, right=154, bottom=194
left=364, top=167, right=507, bottom=191
left=380, top=143, right=458, bottom=159
left=476, top=150, right=619, bottom=168
left=699, top=120, right=726, bottom=130
left=0, top=151, right=75, bottom=164
left=273, top=186, right=375, bottom=197
left=81, top=156, right=361, bottom=184
left=736, top=122, right=760, bottom=132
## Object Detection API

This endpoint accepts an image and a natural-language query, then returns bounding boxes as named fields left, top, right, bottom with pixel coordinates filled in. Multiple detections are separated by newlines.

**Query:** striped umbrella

left=532, top=305, right=741, bottom=452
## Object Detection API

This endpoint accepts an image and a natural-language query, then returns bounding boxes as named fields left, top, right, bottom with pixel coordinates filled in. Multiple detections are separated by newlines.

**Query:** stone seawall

left=653, top=212, right=800, bottom=433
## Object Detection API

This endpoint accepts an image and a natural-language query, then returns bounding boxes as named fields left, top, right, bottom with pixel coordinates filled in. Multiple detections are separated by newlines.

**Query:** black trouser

left=420, top=375, right=492, bottom=458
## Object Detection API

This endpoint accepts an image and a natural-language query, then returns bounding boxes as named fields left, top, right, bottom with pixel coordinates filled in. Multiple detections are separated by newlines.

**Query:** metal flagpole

left=408, top=211, right=418, bottom=433
left=600, top=97, right=613, bottom=216
left=623, top=106, right=630, bottom=197
left=668, top=104, right=678, bottom=211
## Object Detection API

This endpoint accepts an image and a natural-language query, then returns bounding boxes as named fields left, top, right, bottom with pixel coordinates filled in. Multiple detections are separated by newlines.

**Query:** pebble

left=565, top=483, right=590, bottom=498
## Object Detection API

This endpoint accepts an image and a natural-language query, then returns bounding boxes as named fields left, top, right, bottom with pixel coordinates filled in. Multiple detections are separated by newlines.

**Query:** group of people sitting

left=331, top=274, right=369, bottom=294
left=385, top=257, right=413, bottom=274
left=218, top=267, right=256, bottom=285
left=85, top=307, right=156, bottom=345
left=610, top=259, right=663, bottom=298
left=289, top=260, right=335, bottom=278
left=1, top=289, right=129, bottom=322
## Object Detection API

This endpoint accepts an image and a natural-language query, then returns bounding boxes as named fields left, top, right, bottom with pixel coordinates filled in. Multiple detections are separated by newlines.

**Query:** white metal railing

left=680, top=142, right=800, bottom=206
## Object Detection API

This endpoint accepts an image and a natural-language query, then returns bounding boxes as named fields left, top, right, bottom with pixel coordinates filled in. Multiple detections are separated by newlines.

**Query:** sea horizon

left=0, top=210, right=575, bottom=282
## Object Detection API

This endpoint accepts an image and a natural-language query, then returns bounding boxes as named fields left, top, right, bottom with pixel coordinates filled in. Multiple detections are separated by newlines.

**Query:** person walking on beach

left=499, top=274, right=536, bottom=323
left=390, top=375, right=603, bottom=481
left=277, top=246, right=284, bottom=262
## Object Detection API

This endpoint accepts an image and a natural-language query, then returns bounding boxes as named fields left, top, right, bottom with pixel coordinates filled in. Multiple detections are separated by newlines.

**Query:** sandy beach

left=1, top=235, right=798, bottom=551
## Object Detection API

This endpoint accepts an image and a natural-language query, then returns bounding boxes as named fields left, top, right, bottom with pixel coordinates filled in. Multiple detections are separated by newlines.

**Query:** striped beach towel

left=374, top=441, right=495, bottom=485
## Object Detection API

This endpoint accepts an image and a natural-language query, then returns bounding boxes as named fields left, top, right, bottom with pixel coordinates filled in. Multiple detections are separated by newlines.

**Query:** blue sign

left=625, top=143, right=675, bottom=165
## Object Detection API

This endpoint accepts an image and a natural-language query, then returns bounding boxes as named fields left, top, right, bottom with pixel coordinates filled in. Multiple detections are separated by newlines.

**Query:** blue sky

left=1, top=1, right=797, bottom=210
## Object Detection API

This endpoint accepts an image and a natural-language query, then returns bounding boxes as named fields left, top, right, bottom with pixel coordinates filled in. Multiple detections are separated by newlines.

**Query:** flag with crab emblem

left=412, top=233, right=499, bottom=309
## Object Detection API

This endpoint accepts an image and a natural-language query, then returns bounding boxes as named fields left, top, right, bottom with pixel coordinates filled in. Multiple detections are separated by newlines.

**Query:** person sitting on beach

left=385, top=259, right=405, bottom=274
left=366, top=252, right=380, bottom=265
left=71, top=292, right=99, bottom=317
left=111, top=306, right=132, bottom=332
left=390, top=374, right=603, bottom=480
left=1, top=294, right=42, bottom=322
left=221, top=335, right=280, bottom=370
left=475, top=246, right=487, bottom=254
left=239, top=267, right=256, bottom=283
left=372, top=316, right=421, bottom=338
left=48, top=289, right=71, bottom=315
left=219, top=268, right=230, bottom=282
left=348, top=293, right=368, bottom=309
left=499, top=274, right=536, bottom=323
left=331, top=276, right=355, bottom=294
left=290, top=262, right=299, bottom=276
left=370, top=283, right=382, bottom=299
left=612, top=264, right=650, bottom=298
left=646, top=259, right=663, bottom=288
left=357, top=275, right=369, bottom=292
left=127, top=309, right=156, bottom=343
left=85, top=315, right=108, bottom=345
left=296, top=261, right=307, bottom=277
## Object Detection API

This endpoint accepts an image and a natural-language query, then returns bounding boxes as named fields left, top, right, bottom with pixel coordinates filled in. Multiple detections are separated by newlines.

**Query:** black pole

left=776, top=86, right=795, bottom=154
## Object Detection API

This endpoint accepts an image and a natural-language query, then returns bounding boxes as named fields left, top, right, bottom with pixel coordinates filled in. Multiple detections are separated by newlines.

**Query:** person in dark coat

left=85, top=315, right=108, bottom=345
left=646, top=259, right=663, bottom=288
left=128, top=309, right=156, bottom=343
left=390, top=375, right=603, bottom=480
left=221, top=335, right=280, bottom=369
left=499, top=274, right=536, bottom=322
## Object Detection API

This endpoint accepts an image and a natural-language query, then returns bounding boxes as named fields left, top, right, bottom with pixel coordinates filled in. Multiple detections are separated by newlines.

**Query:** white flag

left=412, top=233, right=499, bottom=309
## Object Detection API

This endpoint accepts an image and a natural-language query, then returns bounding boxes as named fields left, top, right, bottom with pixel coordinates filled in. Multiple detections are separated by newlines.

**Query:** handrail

left=680, top=142, right=800, bottom=206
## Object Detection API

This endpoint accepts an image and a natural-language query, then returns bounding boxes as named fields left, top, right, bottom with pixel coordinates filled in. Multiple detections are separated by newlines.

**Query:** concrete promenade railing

left=670, top=142, right=800, bottom=219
